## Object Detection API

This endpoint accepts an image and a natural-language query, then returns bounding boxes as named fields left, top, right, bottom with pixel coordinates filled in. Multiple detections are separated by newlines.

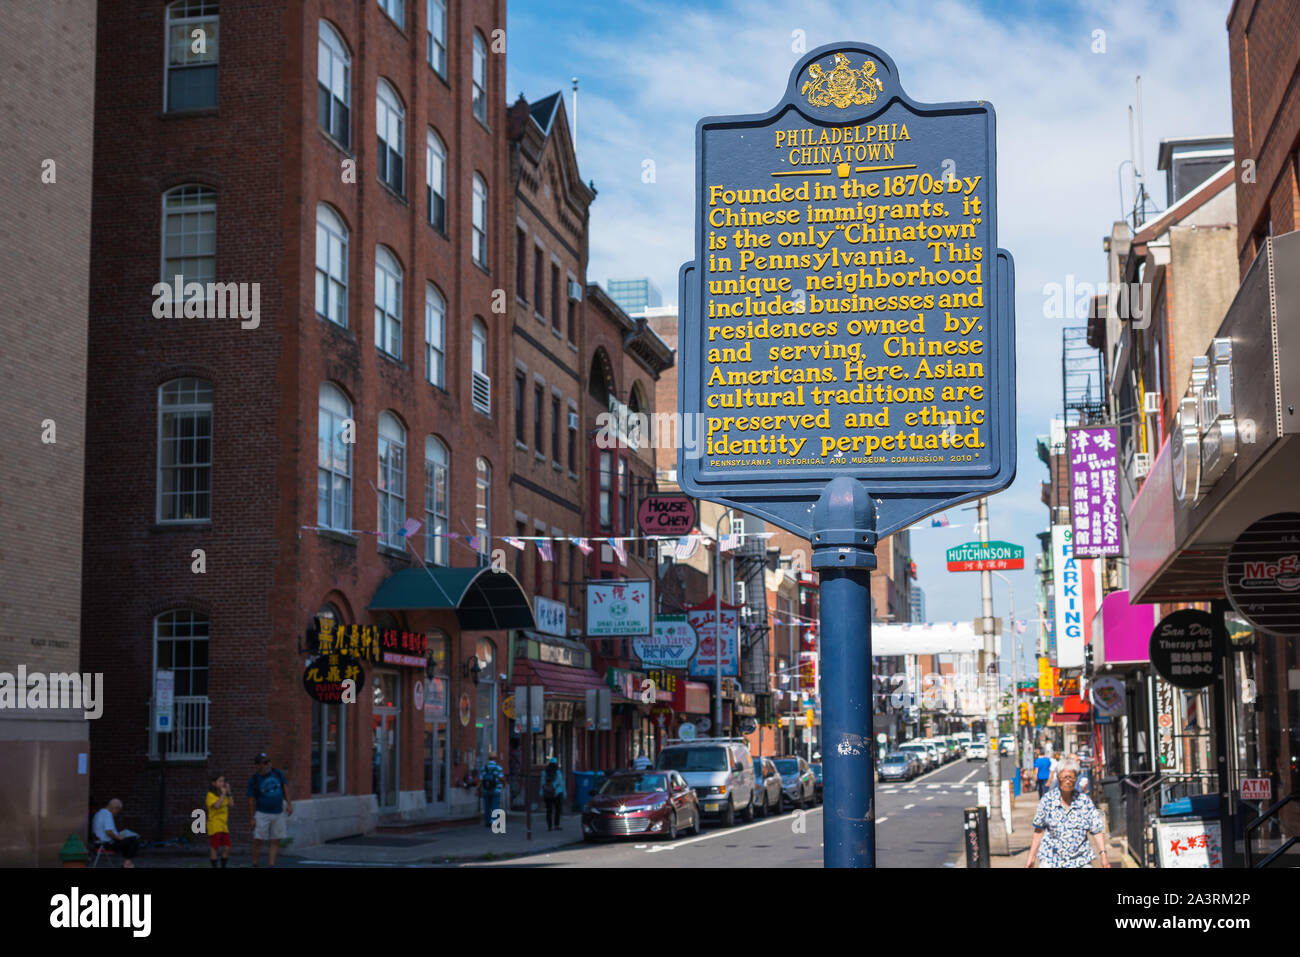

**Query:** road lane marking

left=876, top=816, right=888, bottom=824
left=957, top=768, right=980, bottom=785
left=904, top=803, right=916, bottom=810
left=642, top=806, right=822, bottom=852
left=925, top=796, right=934, bottom=801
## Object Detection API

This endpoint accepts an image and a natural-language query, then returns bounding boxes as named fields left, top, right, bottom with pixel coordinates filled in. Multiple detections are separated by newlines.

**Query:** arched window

left=161, top=185, right=216, bottom=287
left=165, top=1, right=219, bottom=112
left=588, top=350, right=614, bottom=406
left=426, top=128, right=447, bottom=232
left=376, top=79, right=405, bottom=194
left=425, top=282, right=445, bottom=387
left=152, top=610, right=210, bottom=758
left=378, top=411, right=407, bottom=547
left=315, top=204, right=348, bottom=326
left=426, top=0, right=447, bottom=77
left=378, top=0, right=403, bottom=29
left=472, top=31, right=487, bottom=123
left=475, top=457, right=491, bottom=560
left=318, top=383, right=352, bottom=531
left=471, top=173, right=488, bottom=266
left=312, top=603, right=347, bottom=794
left=374, top=245, right=402, bottom=359
left=471, top=317, right=490, bottom=414
left=317, top=20, right=351, bottom=146
left=158, top=377, right=213, bottom=522
left=425, top=436, right=449, bottom=565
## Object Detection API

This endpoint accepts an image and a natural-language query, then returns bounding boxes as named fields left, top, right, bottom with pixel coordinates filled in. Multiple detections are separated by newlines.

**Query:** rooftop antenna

left=571, top=77, right=579, bottom=161
left=1135, top=75, right=1148, bottom=226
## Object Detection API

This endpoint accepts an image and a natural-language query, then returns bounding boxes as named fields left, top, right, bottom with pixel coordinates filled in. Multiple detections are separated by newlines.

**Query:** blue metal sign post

left=678, top=42, right=1015, bottom=867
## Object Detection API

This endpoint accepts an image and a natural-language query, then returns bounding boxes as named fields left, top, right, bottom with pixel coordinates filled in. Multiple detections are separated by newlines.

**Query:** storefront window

left=372, top=669, right=400, bottom=808
left=475, top=638, right=497, bottom=769
left=312, top=604, right=346, bottom=794
left=424, top=630, right=450, bottom=805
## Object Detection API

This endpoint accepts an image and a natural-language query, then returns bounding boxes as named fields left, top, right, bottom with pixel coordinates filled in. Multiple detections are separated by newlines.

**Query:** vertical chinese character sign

left=1067, top=425, right=1122, bottom=558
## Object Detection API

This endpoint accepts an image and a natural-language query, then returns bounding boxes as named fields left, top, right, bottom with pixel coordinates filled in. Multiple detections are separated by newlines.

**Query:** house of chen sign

left=676, top=41, right=1015, bottom=539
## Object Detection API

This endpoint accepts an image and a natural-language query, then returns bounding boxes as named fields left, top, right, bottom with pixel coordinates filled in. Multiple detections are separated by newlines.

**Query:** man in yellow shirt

left=206, top=774, right=231, bottom=868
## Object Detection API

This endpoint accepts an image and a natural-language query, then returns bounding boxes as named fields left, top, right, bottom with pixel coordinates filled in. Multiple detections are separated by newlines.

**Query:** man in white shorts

left=247, top=752, right=293, bottom=867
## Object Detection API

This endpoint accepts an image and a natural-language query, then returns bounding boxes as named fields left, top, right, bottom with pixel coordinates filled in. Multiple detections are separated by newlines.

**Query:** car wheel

left=777, top=792, right=786, bottom=814
left=690, top=803, right=702, bottom=835
left=583, top=832, right=598, bottom=844
left=721, top=798, right=736, bottom=828
left=740, top=793, right=755, bottom=822
left=666, top=812, right=678, bottom=841
left=757, top=792, right=768, bottom=818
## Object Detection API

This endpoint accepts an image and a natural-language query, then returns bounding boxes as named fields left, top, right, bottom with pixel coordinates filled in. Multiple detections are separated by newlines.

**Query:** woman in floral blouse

left=1026, top=756, right=1109, bottom=868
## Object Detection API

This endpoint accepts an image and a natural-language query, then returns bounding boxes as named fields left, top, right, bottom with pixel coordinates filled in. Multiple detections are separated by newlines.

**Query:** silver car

left=773, top=756, right=816, bottom=809
left=752, top=756, right=785, bottom=816
left=656, top=738, right=757, bottom=827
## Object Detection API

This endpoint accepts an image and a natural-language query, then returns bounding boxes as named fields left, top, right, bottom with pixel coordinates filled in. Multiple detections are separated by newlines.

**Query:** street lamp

left=711, top=507, right=735, bottom=739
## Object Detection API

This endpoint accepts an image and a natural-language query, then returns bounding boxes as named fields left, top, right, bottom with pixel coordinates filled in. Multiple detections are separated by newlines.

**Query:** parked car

left=656, top=738, right=756, bottom=826
left=878, top=751, right=915, bottom=782
left=932, top=736, right=953, bottom=762
left=581, top=771, right=701, bottom=842
left=810, top=762, right=823, bottom=802
left=952, top=732, right=972, bottom=754
left=999, top=735, right=1015, bottom=757
left=923, top=741, right=942, bottom=768
left=966, top=741, right=988, bottom=761
left=753, top=756, right=784, bottom=816
left=773, top=756, right=816, bottom=809
left=898, top=742, right=933, bottom=772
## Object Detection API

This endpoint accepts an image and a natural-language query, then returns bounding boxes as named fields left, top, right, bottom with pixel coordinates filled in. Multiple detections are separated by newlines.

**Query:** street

left=466, top=757, right=1014, bottom=868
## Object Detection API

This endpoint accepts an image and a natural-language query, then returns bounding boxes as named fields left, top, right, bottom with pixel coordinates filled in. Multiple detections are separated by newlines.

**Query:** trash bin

left=963, top=806, right=990, bottom=868
left=1013, top=766, right=1021, bottom=797
left=572, top=771, right=596, bottom=813
left=1160, top=793, right=1222, bottom=818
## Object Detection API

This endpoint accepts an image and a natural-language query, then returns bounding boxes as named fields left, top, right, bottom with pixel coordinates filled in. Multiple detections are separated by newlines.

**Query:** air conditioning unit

left=568, top=411, right=579, bottom=430
left=1144, top=392, right=1160, bottom=414
left=1132, top=451, right=1152, bottom=479
left=568, top=279, right=583, bottom=302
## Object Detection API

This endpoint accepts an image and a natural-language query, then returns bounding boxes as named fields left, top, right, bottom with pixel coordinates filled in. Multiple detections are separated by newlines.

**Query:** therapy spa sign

left=678, top=43, right=1015, bottom=538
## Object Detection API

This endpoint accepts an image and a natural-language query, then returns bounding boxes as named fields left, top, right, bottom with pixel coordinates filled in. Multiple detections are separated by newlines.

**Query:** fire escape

left=732, top=535, right=772, bottom=715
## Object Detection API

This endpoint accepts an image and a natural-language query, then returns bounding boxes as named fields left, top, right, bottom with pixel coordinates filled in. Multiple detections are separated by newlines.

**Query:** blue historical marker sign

left=678, top=42, right=1015, bottom=538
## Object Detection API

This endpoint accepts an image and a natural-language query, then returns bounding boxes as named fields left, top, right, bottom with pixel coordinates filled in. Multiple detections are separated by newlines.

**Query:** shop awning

left=368, top=566, right=535, bottom=630
left=510, top=658, right=633, bottom=703
left=1050, top=713, right=1090, bottom=725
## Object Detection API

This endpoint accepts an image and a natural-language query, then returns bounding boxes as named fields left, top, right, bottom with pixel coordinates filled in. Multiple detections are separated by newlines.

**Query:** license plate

left=704, top=802, right=720, bottom=811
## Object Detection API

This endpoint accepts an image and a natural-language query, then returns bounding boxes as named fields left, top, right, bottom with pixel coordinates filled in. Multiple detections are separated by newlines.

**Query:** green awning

left=368, top=566, right=536, bottom=631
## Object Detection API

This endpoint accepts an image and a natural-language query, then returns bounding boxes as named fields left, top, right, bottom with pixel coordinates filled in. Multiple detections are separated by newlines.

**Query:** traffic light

left=805, top=708, right=815, bottom=728
left=1018, top=701, right=1030, bottom=726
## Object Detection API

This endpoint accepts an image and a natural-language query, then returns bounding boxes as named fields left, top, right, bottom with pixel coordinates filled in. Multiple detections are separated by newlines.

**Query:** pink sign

left=1098, top=589, right=1155, bottom=665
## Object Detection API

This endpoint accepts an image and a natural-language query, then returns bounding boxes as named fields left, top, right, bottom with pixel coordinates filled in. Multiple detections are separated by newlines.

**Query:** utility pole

left=712, top=508, right=732, bottom=739
left=992, top=570, right=1018, bottom=768
left=979, top=497, right=1001, bottom=816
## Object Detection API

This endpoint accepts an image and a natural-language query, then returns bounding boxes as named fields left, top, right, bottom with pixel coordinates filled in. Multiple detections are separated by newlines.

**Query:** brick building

left=82, top=0, right=528, bottom=844
left=0, top=0, right=97, bottom=865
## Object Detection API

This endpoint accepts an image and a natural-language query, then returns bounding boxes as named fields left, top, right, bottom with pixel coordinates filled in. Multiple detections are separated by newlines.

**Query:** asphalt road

left=466, top=755, right=1017, bottom=868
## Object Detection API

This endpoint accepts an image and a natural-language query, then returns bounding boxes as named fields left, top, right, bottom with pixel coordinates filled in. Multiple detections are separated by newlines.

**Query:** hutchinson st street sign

left=945, top=540, right=1024, bottom=571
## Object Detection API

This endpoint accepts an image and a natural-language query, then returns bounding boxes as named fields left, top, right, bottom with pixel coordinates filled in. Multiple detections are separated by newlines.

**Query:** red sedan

left=582, top=771, right=701, bottom=842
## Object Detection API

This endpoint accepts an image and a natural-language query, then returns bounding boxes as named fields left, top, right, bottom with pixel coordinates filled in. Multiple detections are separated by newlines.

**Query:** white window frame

left=378, top=0, right=403, bottom=29
left=471, top=316, right=490, bottom=414
left=374, top=245, right=403, bottom=359
left=427, top=0, right=447, bottom=77
left=376, top=78, right=405, bottom=195
left=149, top=610, right=210, bottom=760
left=164, top=0, right=220, bottom=113
left=315, top=203, right=348, bottom=327
left=425, top=282, right=446, bottom=387
left=157, top=377, right=213, bottom=524
left=471, top=173, right=488, bottom=267
left=472, top=30, right=487, bottom=123
left=318, top=383, right=353, bottom=531
left=161, top=185, right=217, bottom=289
left=317, top=20, right=351, bottom=147
left=378, top=411, right=407, bottom=548
left=426, top=128, right=447, bottom=232
left=425, top=436, right=449, bottom=565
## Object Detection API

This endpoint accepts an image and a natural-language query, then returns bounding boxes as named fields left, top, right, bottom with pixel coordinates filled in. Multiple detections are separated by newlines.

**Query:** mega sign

left=677, top=41, right=1014, bottom=538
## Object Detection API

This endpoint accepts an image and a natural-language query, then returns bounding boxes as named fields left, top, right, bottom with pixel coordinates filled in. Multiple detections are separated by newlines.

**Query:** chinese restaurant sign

left=311, top=619, right=381, bottom=663
left=586, top=580, right=652, bottom=636
left=678, top=41, right=1015, bottom=538
left=686, top=600, right=740, bottom=677
left=632, top=614, right=699, bottom=668
left=303, top=654, right=366, bottom=703
left=945, top=540, right=1023, bottom=572
left=1067, top=425, right=1122, bottom=557
left=637, top=494, right=697, bottom=536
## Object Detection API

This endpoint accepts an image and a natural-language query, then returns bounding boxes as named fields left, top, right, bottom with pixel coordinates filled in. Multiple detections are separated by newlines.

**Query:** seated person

left=92, top=798, right=140, bottom=867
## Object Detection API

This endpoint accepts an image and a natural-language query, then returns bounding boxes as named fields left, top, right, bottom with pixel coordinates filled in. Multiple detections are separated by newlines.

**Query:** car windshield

left=901, top=744, right=923, bottom=751
left=884, top=753, right=908, bottom=763
left=774, top=759, right=799, bottom=775
left=599, top=773, right=669, bottom=795
left=657, top=747, right=728, bottom=772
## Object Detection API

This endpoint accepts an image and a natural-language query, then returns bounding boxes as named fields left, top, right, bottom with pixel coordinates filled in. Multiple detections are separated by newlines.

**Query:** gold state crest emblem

left=800, top=52, right=884, bottom=109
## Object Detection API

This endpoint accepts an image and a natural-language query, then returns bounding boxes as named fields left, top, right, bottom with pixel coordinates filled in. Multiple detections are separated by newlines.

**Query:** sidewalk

left=953, top=789, right=1138, bottom=868
left=120, top=811, right=584, bottom=867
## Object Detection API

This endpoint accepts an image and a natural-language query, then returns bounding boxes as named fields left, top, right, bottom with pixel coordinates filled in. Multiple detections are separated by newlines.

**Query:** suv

left=656, top=738, right=756, bottom=827
left=898, top=741, right=932, bottom=772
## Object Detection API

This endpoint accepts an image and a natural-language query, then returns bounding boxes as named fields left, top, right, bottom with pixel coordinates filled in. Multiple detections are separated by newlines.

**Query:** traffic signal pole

left=811, top=477, right=877, bottom=868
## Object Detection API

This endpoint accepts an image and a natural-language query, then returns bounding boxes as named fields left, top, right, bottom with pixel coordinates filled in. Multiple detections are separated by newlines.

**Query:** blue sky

left=507, top=0, right=1234, bottom=672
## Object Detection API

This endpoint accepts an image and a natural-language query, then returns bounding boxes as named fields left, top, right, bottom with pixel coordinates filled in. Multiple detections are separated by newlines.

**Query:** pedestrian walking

left=1025, top=757, right=1108, bottom=868
left=542, top=756, right=565, bottom=831
left=247, top=752, right=292, bottom=867
left=205, top=774, right=232, bottom=868
left=480, top=752, right=505, bottom=827
left=1033, top=748, right=1052, bottom=798
left=91, top=798, right=140, bottom=867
